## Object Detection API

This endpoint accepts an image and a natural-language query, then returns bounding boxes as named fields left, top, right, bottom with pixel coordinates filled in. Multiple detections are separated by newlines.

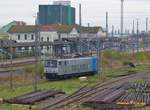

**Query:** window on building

left=47, top=46, right=49, bottom=50
left=41, top=37, right=44, bottom=42
left=41, top=46, right=43, bottom=50
left=24, top=34, right=27, bottom=40
left=31, top=46, right=34, bottom=50
left=47, top=37, right=49, bottom=42
left=18, top=34, right=20, bottom=40
left=59, top=61, right=62, bottom=66
left=31, top=34, right=34, bottom=40
left=25, top=47, right=28, bottom=50
left=18, top=47, right=22, bottom=51
left=58, top=34, right=61, bottom=38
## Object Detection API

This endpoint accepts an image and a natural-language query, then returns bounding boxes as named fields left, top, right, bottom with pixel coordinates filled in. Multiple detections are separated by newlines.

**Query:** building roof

left=40, top=25, right=56, bottom=32
left=8, top=25, right=103, bottom=34
left=8, top=24, right=74, bottom=33
left=9, top=25, right=36, bottom=33
left=40, top=24, right=74, bottom=33
left=48, top=24, right=74, bottom=33
left=79, top=26, right=102, bottom=34
left=0, top=21, right=27, bottom=33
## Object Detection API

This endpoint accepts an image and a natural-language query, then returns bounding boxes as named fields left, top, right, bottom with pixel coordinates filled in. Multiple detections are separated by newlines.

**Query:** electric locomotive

left=44, top=56, right=98, bottom=80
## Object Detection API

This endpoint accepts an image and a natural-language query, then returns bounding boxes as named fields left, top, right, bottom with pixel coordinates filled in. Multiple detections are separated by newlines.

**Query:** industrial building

left=39, top=1, right=75, bottom=25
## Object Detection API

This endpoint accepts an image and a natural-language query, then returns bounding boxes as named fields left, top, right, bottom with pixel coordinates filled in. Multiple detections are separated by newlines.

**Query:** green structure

left=0, top=21, right=17, bottom=33
left=0, top=32, right=9, bottom=39
left=39, top=5, right=75, bottom=25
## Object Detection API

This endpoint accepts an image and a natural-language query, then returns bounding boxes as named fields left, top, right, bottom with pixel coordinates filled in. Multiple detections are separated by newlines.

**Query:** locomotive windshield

left=45, top=60, right=57, bottom=67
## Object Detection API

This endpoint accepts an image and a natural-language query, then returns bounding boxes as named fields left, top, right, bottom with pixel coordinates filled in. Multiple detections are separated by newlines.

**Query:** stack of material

left=5, top=90, right=65, bottom=105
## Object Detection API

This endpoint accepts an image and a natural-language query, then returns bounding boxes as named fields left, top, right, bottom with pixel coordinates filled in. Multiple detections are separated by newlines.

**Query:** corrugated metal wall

left=39, top=5, right=75, bottom=25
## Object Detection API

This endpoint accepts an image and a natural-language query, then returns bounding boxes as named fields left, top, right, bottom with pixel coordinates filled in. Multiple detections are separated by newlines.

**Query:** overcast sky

left=1, top=0, right=150, bottom=32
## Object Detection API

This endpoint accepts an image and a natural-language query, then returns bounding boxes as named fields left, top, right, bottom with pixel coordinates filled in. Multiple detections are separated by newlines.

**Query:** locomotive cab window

left=45, top=60, right=57, bottom=67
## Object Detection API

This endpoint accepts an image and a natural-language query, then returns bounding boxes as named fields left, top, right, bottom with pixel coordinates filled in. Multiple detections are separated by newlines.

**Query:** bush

left=122, top=61, right=135, bottom=68
left=24, top=65, right=34, bottom=73
left=24, top=63, right=44, bottom=78
left=37, top=63, right=44, bottom=78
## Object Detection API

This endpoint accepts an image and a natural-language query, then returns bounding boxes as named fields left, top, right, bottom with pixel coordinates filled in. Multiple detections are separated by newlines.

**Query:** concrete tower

left=121, top=0, right=124, bottom=37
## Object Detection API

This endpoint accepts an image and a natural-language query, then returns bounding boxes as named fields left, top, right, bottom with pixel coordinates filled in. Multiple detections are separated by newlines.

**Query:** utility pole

left=111, top=25, right=114, bottom=37
left=96, top=35, right=101, bottom=79
left=132, top=20, right=135, bottom=34
left=88, top=23, right=90, bottom=27
left=78, top=3, right=82, bottom=53
left=0, top=40, right=4, bottom=67
left=146, top=17, right=148, bottom=33
left=34, top=16, right=40, bottom=91
left=79, top=4, right=82, bottom=26
left=137, top=19, right=139, bottom=36
left=136, top=19, right=139, bottom=52
left=10, top=37, right=13, bottom=90
left=121, top=0, right=124, bottom=37
left=106, top=12, right=108, bottom=37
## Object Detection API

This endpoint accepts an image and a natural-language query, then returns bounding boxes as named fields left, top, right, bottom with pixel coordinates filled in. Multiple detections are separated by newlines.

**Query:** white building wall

left=40, top=31, right=58, bottom=42
left=9, top=33, right=35, bottom=43
left=60, top=28, right=79, bottom=38
left=81, top=33, right=96, bottom=38
left=59, top=33, right=68, bottom=38
left=70, top=28, right=79, bottom=38
left=39, top=31, right=58, bottom=55
left=97, top=29, right=106, bottom=37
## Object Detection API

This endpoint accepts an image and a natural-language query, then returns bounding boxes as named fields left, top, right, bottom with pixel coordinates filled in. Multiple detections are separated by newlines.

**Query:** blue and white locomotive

left=44, top=56, right=98, bottom=80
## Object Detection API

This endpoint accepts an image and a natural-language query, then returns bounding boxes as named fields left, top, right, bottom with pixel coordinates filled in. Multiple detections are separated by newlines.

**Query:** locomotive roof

left=46, top=56, right=97, bottom=61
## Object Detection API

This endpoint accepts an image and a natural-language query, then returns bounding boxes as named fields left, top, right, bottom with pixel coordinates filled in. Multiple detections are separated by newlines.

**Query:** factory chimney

left=79, top=4, right=82, bottom=26
left=121, top=0, right=124, bottom=37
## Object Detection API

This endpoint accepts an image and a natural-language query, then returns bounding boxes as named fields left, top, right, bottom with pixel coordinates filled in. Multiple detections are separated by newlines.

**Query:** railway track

left=0, top=57, right=36, bottom=68
left=40, top=71, right=150, bottom=110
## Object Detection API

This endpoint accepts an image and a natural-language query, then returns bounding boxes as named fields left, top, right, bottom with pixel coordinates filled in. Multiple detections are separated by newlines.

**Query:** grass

left=0, top=65, right=150, bottom=98
left=0, top=75, right=99, bottom=110
left=102, top=50, right=150, bottom=67
left=103, top=64, right=150, bottom=78
left=0, top=104, right=36, bottom=110
left=0, top=75, right=99, bottom=99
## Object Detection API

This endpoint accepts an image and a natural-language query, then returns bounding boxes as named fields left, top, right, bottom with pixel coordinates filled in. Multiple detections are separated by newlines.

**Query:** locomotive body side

left=44, top=56, right=98, bottom=80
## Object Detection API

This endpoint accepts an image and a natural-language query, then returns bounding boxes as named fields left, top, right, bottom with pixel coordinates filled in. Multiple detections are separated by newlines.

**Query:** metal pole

left=10, top=52, right=13, bottom=90
left=79, top=4, right=82, bottom=26
left=136, top=19, right=139, bottom=52
left=146, top=17, right=148, bottom=33
left=96, top=35, right=101, bottom=79
left=34, top=17, right=39, bottom=91
left=132, top=20, right=135, bottom=34
left=106, top=12, right=108, bottom=37
left=10, top=37, right=13, bottom=90
left=0, top=40, right=4, bottom=66
left=121, top=0, right=124, bottom=37
left=137, top=19, right=139, bottom=36
left=78, top=4, right=82, bottom=53
left=112, top=25, right=114, bottom=37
